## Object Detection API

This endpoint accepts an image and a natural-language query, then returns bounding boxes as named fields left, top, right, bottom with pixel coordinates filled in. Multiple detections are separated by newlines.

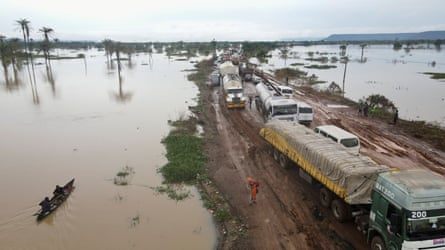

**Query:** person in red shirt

left=247, top=177, right=260, bottom=205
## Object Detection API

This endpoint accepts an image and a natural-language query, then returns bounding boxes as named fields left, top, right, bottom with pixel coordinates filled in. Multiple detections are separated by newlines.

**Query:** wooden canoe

left=36, top=178, right=75, bottom=221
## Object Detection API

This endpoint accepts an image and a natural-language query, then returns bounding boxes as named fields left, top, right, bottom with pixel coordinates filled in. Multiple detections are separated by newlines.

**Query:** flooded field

left=0, top=50, right=216, bottom=250
left=265, top=44, right=445, bottom=126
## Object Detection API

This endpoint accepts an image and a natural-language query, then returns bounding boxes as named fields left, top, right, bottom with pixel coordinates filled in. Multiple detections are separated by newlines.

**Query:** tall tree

left=8, top=38, right=21, bottom=82
left=360, top=43, right=367, bottom=62
left=102, top=39, right=114, bottom=67
left=15, top=18, right=31, bottom=54
left=279, top=46, right=290, bottom=66
left=39, top=26, right=54, bottom=69
left=339, top=44, right=347, bottom=57
left=0, top=35, right=11, bottom=83
left=15, top=18, right=35, bottom=84
left=114, top=42, right=123, bottom=80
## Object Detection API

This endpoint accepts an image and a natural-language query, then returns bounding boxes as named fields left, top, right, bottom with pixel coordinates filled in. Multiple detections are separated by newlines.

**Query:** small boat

left=35, top=178, right=75, bottom=221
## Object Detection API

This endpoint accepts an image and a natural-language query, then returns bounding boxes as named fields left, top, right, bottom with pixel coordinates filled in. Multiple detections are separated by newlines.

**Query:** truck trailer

left=260, top=120, right=445, bottom=250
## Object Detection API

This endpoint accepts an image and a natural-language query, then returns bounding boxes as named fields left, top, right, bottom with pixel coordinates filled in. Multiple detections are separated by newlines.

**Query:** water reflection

left=45, top=63, right=56, bottom=96
left=112, top=76, right=133, bottom=103
left=0, top=49, right=216, bottom=250
left=264, top=44, right=445, bottom=126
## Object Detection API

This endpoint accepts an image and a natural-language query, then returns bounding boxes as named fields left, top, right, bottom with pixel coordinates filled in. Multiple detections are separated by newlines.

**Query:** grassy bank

left=160, top=117, right=206, bottom=184
left=159, top=57, right=236, bottom=230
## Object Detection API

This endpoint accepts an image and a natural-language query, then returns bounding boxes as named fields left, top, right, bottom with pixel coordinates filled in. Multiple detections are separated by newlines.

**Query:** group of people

left=357, top=102, right=370, bottom=117
left=358, top=101, right=399, bottom=125
left=39, top=185, right=66, bottom=214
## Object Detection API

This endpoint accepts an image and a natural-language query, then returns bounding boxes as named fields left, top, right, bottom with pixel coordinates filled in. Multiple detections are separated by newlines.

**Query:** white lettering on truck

left=411, top=211, right=427, bottom=219
left=375, top=183, right=395, bottom=200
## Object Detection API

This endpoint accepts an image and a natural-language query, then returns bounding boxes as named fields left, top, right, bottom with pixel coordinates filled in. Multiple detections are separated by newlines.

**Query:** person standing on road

left=393, top=109, right=399, bottom=125
left=357, top=102, right=363, bottom=116
left=364, top=102, right=369, bottom=117
left=247, top=177, right=259, bottom=205
left=248, top=96, right=253, bottom=109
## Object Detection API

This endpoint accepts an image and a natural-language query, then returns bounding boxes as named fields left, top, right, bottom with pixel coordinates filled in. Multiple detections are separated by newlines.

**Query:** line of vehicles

left=261, top=120, right=445, bottom=250
left=212, top=51, right=445, bottom=249
left=215, top=51, right=314, bottom=126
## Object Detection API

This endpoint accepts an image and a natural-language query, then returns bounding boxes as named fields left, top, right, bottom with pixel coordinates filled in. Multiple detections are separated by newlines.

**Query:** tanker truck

left=222, top=74, right=246, bottom=109
left=219, top=61, right=239, bottom=76
left=255, top=83, right=313, bottom=125
left=219, top=61, right=246, bottom=109
left=260, top=120, right=445, bottom=250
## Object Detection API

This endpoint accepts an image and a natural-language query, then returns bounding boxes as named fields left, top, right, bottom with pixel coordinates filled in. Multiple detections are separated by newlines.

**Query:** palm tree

left=123, top=45, right=134, bottom=68
left=0, top=35, right=11, bottom=83
left=360, top=43, right=367, bottom=62
left=15, top=18, right=34, bottom=84
left=8, top=38, right=22, bottom=83
left=102, top=39, right=114, bottom=67
left=339, top=44, right=347, bottom=57
left=113, top=42, right=124, bottom=80
left=15, top=18, right=31, bottom=54
left=279, top=47, right=290, bottom=66
left=39, top=26, right=54, bottom=69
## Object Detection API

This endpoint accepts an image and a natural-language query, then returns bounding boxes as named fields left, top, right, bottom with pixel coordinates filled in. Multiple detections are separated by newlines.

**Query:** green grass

left=290, top=63, right=304, bottom=66
left=214, top=208, right=232, bottom=223
left=160, top=130, right=207, bottom=184
left=423, top=72, right=445, bottom=79
left=153, top=185, right=191, bottom=201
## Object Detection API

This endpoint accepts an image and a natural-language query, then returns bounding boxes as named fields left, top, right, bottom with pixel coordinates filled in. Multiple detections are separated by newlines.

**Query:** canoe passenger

left=39, top=197, right=51, bottom=213
left=53, top=185, right=65, bottom=196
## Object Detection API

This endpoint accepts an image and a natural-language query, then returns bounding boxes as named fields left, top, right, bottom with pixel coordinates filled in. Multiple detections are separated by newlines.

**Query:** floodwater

left=0, top=49, right=216, bottom=249
left=264, top=44, right=445, bottom=126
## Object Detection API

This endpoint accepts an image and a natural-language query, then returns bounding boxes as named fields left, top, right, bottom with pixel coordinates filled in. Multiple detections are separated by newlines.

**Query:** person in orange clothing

left=247, top=177, right=260, bottom=205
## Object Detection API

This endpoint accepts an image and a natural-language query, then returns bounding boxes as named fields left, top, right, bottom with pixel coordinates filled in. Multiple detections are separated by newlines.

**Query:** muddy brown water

left=0, top=50, right=216, bottom=249
left=265, top=44, right=445, bottom=127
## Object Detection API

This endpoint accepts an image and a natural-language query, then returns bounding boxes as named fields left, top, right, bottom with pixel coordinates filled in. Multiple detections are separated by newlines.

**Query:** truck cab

left=222, top=74, right=246, bottom=109
left=368, top=169, right=445, bottom=250
left=264, top=96, right=299, bottom=122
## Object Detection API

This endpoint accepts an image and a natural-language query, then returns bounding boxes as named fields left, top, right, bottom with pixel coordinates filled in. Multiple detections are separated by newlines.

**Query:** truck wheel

left=279, top=153, right=289, bottom=169
left=370, top=236, right=386, bottom=250
left=320, top=188, right=333, bottom=208
left=331, top=199, right=352, bottom=222
left=273, top=149, right=280, bottom=162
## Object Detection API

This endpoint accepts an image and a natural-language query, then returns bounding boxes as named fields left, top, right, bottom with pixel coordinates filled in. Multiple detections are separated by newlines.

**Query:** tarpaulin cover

left=262, top=120, right=389, bottom=204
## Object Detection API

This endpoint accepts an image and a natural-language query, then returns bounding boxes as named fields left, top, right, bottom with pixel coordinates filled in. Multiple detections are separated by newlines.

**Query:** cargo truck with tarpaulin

left=260, top=120, right=445, bottom=250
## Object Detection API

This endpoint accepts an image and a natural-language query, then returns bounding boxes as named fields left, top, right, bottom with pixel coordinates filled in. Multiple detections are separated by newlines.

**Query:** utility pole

left=342, top=59, right=347, bottom=97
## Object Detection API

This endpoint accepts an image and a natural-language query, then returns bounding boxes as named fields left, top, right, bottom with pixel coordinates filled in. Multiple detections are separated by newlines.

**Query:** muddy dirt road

left=198, top=78, right=445, bottom=249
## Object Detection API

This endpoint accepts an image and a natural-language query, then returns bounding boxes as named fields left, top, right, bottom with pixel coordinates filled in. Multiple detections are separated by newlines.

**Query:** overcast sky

left=1, top=0, right=445, bottom=42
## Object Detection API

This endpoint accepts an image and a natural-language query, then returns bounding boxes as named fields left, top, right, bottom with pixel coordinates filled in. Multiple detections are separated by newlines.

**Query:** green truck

left=260, top=120, right=445, bottom=250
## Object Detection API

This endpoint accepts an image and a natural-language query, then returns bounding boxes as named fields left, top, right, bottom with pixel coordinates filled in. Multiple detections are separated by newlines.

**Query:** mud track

left=201, top=81, right=445, bottom=249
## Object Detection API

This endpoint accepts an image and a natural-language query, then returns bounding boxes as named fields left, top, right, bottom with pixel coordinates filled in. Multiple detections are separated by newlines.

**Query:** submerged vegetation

left=114, top=165, right=135, bottom=185
left=304, top=64, right=337, bottom=69
left=160, top=116, right=207, bottom=184
left=423, top=72, right=445, bottom=79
